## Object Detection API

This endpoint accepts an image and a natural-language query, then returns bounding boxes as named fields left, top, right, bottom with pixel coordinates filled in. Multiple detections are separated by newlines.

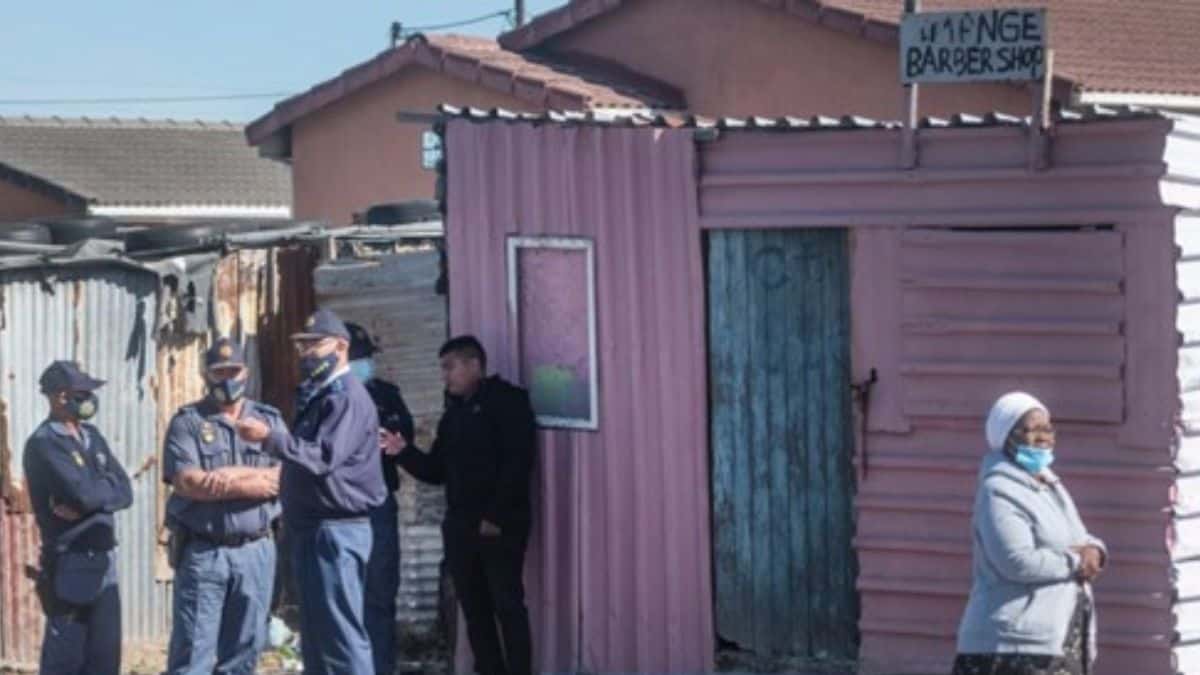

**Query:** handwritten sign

left=900, top=8, right=1046, bottom=83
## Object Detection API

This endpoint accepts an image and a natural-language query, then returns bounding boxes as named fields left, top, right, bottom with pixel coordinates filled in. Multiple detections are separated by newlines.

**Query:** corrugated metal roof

left=0, top=223, right=437, bottom=273
left=438, top=103, right=1166, bottom=130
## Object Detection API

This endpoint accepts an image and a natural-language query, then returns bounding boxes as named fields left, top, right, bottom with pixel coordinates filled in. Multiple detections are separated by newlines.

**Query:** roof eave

left=1078, top=90, right=1200, bottom=112
left=0, top=161, right=90, bottom=208
left=243, top=33, right=671, bottom=149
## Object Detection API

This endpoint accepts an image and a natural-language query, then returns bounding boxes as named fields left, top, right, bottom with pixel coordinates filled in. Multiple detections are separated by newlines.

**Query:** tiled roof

left=0, top=116, right=291, bottom=207
left=499, top=0, right=1200, bottom=97
left=245, top=33, right=683, bottom=149
left=437, top=102, right=1166, bottom=130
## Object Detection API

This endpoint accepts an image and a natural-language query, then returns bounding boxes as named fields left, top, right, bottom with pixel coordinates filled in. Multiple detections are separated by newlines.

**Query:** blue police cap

left=291, top=308, right=350, bottom=342
left=345, top=322, right=379, bottom=360
left=205, top=337, right=245, bottom=369
left=39, top=360, right=105, bottom=394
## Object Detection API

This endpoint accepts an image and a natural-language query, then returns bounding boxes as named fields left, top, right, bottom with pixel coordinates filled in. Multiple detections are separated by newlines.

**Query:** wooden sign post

left=898, top=7, right=1049, bottom=169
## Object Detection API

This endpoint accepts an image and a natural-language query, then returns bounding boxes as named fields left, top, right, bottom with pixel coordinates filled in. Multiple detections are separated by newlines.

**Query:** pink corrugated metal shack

left=439, top=105, right=1200, bottom=674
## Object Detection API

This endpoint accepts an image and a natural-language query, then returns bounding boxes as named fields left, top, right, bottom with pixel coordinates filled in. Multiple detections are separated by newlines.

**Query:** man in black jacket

left=382, top=335, right=536, bottom=675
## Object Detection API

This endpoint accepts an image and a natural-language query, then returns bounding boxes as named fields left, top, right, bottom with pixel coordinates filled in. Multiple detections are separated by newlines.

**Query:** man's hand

left=50, top=497, right=82, bottom=522
left=239, top=470, right=280, bottom=500
left=379, top=429, right=408, bottom=457
left=236, top=417, right=271, bottom=443
left=480, top=519, right=502, bottom=537
left=1072, top=545, right=1105, bottom=581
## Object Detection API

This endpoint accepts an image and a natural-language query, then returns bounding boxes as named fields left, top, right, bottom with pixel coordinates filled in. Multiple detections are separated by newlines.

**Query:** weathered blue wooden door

left=707, top=228, right=858, bottom=661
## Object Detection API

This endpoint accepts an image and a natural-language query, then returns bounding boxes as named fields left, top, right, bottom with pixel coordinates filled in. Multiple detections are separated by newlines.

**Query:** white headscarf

left=985, top=391, right=1047, bottom=452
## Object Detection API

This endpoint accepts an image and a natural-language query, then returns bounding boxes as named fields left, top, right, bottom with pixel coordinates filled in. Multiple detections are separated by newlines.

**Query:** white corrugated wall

left=1168, top=112, right=1200, bottom=674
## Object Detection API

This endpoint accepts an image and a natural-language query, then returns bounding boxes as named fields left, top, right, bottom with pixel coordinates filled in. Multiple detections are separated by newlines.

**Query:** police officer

left=23, top=360, right=133, bottom=675
left=162, top=337, right=285, bottom=674
left=236, top=309, right=386, bottom=675
left=381, top=336, right=536, bottom=675
left=347, top=321, right=414, bottom=675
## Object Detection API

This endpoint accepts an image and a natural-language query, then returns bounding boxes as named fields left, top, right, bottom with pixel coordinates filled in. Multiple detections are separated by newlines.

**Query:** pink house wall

left=290, top=67, right=532, bottom=224
left=446, top=114, right=1179, bottom=674
left=541, top=0, right=1038, bottom=119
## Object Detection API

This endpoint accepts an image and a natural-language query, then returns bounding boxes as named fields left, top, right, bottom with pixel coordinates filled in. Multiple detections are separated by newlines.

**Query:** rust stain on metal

left=153, top=333, right=207, bottom=582
left=71, top=278, right=83, bottom=358
left=0, top=398, right=9, bottom=507
left=259, top=246, right=318, bottom=422
left=1, top=508, right=43, bottom=668
left=0, top=398, right=28, bottom=516
left=130, top=454, right=158, bottom=481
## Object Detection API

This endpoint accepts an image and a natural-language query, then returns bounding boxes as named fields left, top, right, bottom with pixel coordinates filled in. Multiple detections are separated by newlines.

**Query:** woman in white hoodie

left=952, top=392, right=1107, bottom=675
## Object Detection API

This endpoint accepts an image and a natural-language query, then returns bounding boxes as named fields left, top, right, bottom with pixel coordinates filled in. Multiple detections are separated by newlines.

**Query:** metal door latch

left=851, top=369, right=878, bottom=480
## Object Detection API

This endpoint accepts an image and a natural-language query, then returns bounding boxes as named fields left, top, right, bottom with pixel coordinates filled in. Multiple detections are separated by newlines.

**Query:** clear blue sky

left=0, top=1, right=564, bottom=123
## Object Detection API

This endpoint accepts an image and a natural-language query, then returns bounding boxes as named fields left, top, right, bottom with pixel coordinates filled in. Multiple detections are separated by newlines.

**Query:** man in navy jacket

left=24, top=360, right=132, bottom=675
left=237, top=309, right=386, bottom=674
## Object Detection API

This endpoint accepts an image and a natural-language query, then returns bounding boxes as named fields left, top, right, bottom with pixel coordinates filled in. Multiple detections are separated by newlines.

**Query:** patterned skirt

left=951, top=588, right=1091, bottom=675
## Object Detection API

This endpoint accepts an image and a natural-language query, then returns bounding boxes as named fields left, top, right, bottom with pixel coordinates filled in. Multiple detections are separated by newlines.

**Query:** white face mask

left=349, top=358, right=375, bottom=382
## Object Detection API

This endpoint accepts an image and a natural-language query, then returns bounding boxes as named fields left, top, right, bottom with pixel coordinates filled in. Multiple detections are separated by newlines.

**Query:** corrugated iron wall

left=700, top=122, right=1180, bottom=675
left=1168, top=113, right=1200, bottom=674
left=0, top=264, right=168, bottom=668
left=0, top=245, right=317, bottom=669
left=258, top=246, right=318, bottom=422
left=445, top=120, right=713, bottom=673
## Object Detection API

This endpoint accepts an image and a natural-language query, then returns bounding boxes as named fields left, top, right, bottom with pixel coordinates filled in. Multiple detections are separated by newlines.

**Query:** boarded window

left=506, top=237, right=599, bottom=430
left=896, top=227, right=1124, bottom=424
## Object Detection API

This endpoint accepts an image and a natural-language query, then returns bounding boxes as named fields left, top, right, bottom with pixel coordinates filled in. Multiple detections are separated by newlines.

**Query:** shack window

left=506, top=236, right=599, bottom=430
left=421, top=131, right=442, bottom=170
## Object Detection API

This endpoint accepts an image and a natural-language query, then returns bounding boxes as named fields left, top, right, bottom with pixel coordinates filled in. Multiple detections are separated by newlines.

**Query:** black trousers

left=444, top=521, right=533, bottom=675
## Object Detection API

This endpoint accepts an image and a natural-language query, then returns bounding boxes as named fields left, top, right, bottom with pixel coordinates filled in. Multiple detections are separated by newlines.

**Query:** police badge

left=200, top=421, right=216, bottom=444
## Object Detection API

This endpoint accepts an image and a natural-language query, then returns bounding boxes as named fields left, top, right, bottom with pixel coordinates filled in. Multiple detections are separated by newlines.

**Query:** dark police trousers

left=445, top=520, right=532, bottom=675
left=365, top=493, right=400, bottom=675
left=40, top=550, right=120, bottom=675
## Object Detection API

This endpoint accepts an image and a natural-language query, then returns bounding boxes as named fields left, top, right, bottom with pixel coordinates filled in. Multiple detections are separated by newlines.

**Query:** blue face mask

left=1014, top=444, right=1054, bottom=474
left=349, top=359, right=375, bottom=382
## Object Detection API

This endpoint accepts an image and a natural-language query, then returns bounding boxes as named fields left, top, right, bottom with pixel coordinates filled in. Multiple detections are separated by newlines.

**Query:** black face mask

left=67, top=392, right=99, bottom=421
left=299, top=352, right=338, bottom=383
left=208, top=377, right=247, bottom=405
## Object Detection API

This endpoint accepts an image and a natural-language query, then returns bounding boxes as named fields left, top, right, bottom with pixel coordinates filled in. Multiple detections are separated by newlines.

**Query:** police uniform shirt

left=265, top=369, right=387, bottom=527
left=23, top=420, right=132, bottom=552
left=162, top=398, right=285, bottom=540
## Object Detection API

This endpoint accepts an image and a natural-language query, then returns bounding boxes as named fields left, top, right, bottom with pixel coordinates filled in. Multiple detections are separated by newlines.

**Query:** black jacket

left=364, top=378, right=414, bottom=494
left=398, top=376, right=536, bottom=533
